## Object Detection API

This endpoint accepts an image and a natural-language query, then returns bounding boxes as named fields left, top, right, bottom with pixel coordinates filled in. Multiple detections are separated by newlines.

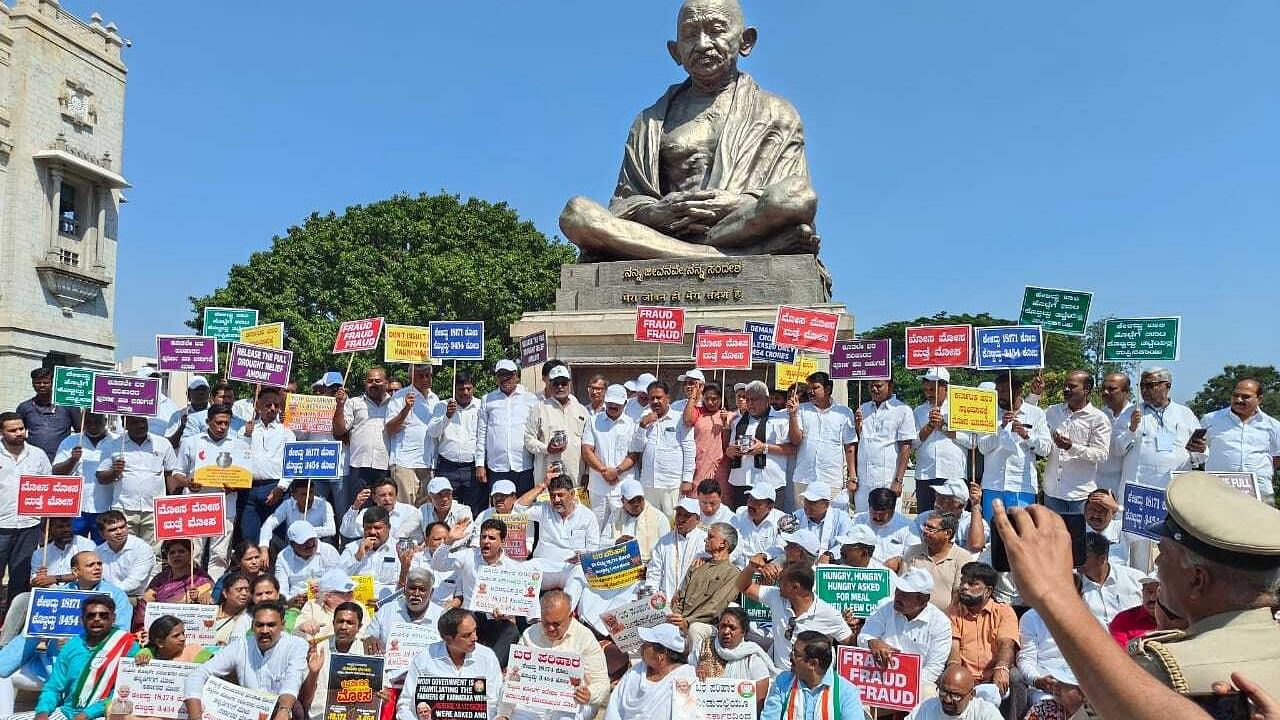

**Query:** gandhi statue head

left=668, top=0, right=757, bottom=90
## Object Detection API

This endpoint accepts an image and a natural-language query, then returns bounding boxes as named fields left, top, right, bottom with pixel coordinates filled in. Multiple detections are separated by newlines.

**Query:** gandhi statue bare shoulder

left=560, top=0, right=819, bottom=261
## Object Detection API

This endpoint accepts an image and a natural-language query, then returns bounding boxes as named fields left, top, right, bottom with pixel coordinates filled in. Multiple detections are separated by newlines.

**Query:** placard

left=52, top=366, right=95, bottom=409
left=192, top=464, right=252, bottom=491
left=635, top=306, right=685, bottom=344
left=974, top=326, right=1045, bottom=371
left=92, top=374, right=161, bottom=417
left=154, top=494, right=227, bottom=541
left=601, top=592, right=669, bottom=655
left=470, top=564, right=542, bottom=617
left=1019, top=286, right=1092, bottom=336
left=836, top=646, right=921, bottom=712
left=695, top=332, right=753, bottom=371
left=412, top=677, right=488, bottom=720
left=115, top=657, right=197, bottom=720
left=1122, top=483, right=1167, bottom=540
left=201, top=307, right=258, bottom=343
left=25, top=587, right=93, bottom=638
left=284, top=394, right=338, bottom=434
left=946, top=385, right=999, bottom=434
left=744, top=321, right=796, bottom=364
left=672, top=678, right=757, bottom=720
left=581, top=540, right=644, bottom=590
left=283, top=441, right=342, bottom=479
left=429, top=321, right=486, bottom=360
left=1172, top=470, right=1263, bottom=500
left=17, top=475, right=82, bottom=517
left=814, top=566, right=892, bottom=618
left=774, top=357, right=818, bottom=391
left=144, top=602, right=219, bottom=646
left=830, top=339, right=891, bottom=381
left=385, top=324, right=432, bottom=364
left=384, top=622, right=441, bottom=684
left=493, top=513, right=533, bottom=560
left=333, top=317, right=385, bottom=354
left=502, top=645, right=585, bottom=714
left=519, top=331, right=548, bottom=369
left=239, top=322, right=285, bottom=350
left=773, top=306, right=839, bottom=355
left=226, top=342, right=293, bottom=388
left=327, top=654, right=384, bottom=720
left=1102, top=317, right=1181, bottom=362
left=904, top=325, right=973, bottom=370
left=202, top=676, right=277, bottom=720
left=156, top=336, right=219, bottom=373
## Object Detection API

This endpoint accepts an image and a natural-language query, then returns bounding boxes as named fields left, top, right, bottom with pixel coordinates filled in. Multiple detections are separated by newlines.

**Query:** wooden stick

left=41, top=518, right=49, bottom=571
left=304, top=479, right=312, bottom=514
left=452, top=359, right=458, bottom=399
left=1008, top=370, right=1015, bottom=413
left=342, top=353, right=356, bottom=386
left=655, top=343, right=662, bottom=376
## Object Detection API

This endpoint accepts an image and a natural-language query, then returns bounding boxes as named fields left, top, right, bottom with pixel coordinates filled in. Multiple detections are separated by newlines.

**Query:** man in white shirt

left=340, top=505, right=402, bottom=602
left=524, top=364, right=589, bottom=486
left=1043, top=370, right=1111, bottom=515
left=274, top=520, right=342, bottom=601
left=606, top=479, right=668, bottom=563
left=97, top=414, right=180, bottom=549
left=583, top=374, right=609, bottom=418
left=51, top=411, right=114, bottom=541
left=421, top=476, right=475, bottom=529
left=428, top=371, right=484, bottom=517
left=622, top=373, right=657, bottom=422
left=1189, top=377, right=1280, bottom=503
left=477, top=360, right=540, bottom=495
left=333, top=367, right=393, bottom=517
left=1114, top=367, right=1198, bottom=491
left=171, top=404, right=248, bottom=577
left=695, top=479, right=734, bottom=527
left=737, top=560, right=853, bottom=671
left=582, top=384, right=638, bottom=526
left=28, top=517, right=95, bottom=587
left=496, top=589, right=611, bottom=720
left=860, top=569, right=953, bottom=699
left=647, top=498, right=707, bottom=599
left=240, top=386, right=297, bottom=552
left=1080, top=531, right=1144, bottom=626
left=385, top=364, right=442, bottom=506
left=730, top=485, right=785, bottom=568
left=977, top=373, right=1051, bottom=520
left=854, top=379, right=915, bottom=514
left=395, top=609, right=504, bottom=720
left=94, top=509, right=155, bottom=597
left=432, top=517, right=531, bottom=666
left=1096, top=372, right=1135, bottom=495
left=164, top=375, right=213, bottom=448
left=340, top=477, right=422, bottom=542
left=518, top=474, right=601, bottom=566
left=853, top=488, right=920, bottom=563
left=184, top=600, right=310, bottom=719
left=789, top=371, right=858, bottom=511
left=361, top=568, right=444, bottom=654
left=792, top=483, right=852, bottom=559
left=630, top=380, right=696, bottom=516
left=259, top=478, right=336, bottom=547
left=726, top=380, right=794, bottom=510
left=135, top=366, right=179, bottom=437
left=913, top=369, right=973, bottom=514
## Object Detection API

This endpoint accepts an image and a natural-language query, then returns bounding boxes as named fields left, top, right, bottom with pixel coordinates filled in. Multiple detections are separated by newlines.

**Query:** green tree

left=188, top=192, right=575, bottom=395
left=1188, top=365, right=1280, bottom=417
left=1082, top=316, right=1140, bottom=388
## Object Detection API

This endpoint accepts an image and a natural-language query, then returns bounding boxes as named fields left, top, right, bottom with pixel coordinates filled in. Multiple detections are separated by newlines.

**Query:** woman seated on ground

left=689, top=607, right=774, bottom=708
left=135, top=614, right=206, bottom=664
left=605, top=624, right=697, bottom=720
left=210, top=541, right=266, bottom=603
left=133, top=539, right=214, bottom=631
left=211, top=571, right=252, bottom=646
left=230, top=574, right=301, bottom=637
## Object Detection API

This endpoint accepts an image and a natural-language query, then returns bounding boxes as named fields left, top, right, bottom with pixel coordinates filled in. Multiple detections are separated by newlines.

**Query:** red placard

left=154, top=494, right=226, bottom=541
left=695, top=332, right=754, bottom=370
left=773, top=306, right=840, bottom=354
left=904, top=324, right=973, bottom=369
left=18, top=476, right=82, bottom=518
left=634, top=306, right=685, bottom=344
left=836, top=646, right=922, bottom=712
left=332, top=317, right=385, bottom=354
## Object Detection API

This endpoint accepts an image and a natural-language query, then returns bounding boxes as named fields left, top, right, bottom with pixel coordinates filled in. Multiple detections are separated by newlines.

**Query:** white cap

left=548, top=365, right=571, bottom=382
left=677, top=369, right=705, bottom=382
left=898, top=568, right=936, bottom=594
left=936, top=478, right=969, bottom=498
left=187, top=376, right=209, bottom=390
left=318, top=568, right=356, bottom=593
left=495, top=359, right=519, bottom=374
left=675, top=497, right=700, bottom=515
left=733, top=382, right=748, bottom=392
left=605, top=384, right=628, bottom=405
left=801, top=484, right=834, bottom=502
left=623, top=380, right=637, bottom=392
left=322, top=371, right=344, bottom=387
left=978, top=381, right=996, bottom=391
left=490, top=480, right=517, bottom=496
left=745, top=485, right=776, bottom=502
left=427, top=477, right=452, bottom=495
left=287, top=520, right=318, bottom=545
left=1140, top=576, right=1160, bottom=585
left=922, top=368, right=951, bottom=382
left=836, top=525, right=878, bottom=548
left=619, top=479, right=644, bottom=500
left=634, top=373, right=657, bottom=390
left=636, top=623, right=686, bottom=652
left=782, top=529, right=822, bottom=557
left=312, top=377, right=326, bottom=388
left=135, top=366, right=160, bottom=378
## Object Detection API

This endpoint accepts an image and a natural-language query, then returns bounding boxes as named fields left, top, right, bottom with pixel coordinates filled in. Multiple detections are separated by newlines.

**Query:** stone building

left=0, top=0, right=128, bottom=410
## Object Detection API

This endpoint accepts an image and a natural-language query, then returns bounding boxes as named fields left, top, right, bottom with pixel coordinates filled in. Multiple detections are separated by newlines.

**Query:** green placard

left=52, top=366, right=94, bottom=409
left=201, top=307, right=259, bottom=343
left=1102, top=317, right=1180, bottom=362
left=1019, top=286, right=1092, bottom=336
left=741, top=573, right=772, bottom=625
left=815, top=566, right=892, bottom=618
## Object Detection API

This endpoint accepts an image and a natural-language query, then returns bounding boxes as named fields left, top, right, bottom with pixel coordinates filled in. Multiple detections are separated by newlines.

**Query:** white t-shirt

left=727, top=411, right=791, bottom=489
left=756, top=585, right=852, bottom=671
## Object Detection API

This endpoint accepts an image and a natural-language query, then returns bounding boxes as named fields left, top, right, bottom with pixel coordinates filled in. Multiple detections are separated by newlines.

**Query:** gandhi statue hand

left=669, top=189, right=749, bottom=230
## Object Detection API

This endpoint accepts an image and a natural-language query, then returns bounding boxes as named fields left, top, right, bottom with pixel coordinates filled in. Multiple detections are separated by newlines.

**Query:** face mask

left=957, top=592, right=986, bottom=608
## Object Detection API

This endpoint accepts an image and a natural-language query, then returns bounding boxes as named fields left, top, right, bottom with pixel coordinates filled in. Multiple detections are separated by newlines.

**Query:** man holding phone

left=1113, top=368, right=1199, bottom=492
left=976, top=373, right=1051, bottom=520
left=1043, top=370, right=1111, bottom=515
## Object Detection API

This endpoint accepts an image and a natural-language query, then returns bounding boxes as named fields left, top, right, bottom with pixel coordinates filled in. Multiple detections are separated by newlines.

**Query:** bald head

left=937, top=665, right=975, bottom=715
left=678, top=0, right=744, bottom=25
left=670, top=0, right=756, bottom=90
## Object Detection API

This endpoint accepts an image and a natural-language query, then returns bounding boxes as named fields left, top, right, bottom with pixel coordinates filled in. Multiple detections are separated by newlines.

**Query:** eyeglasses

left=84, top=611, right=111, bottom=619
left=937, top=688, right=967, bottom=702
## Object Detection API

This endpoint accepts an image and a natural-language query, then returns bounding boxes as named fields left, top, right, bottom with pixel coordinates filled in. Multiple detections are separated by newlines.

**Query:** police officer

left=1132, top=470, right=1280, bottom=717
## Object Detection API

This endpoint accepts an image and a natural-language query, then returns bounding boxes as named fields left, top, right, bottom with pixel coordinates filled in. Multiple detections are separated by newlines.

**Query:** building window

left=56, top=248, right=80, bottom=267
left=59, top=182, right=79, bottom=236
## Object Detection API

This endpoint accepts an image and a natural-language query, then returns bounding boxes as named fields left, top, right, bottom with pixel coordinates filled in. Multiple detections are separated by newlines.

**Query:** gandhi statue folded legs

left=559, top=0, right=819, bottom=261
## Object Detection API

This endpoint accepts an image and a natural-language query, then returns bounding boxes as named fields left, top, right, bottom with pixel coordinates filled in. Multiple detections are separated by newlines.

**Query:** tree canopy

left=188, top=192, right=575, bottom=394
left=1189, top=364, right=1280, bottom=418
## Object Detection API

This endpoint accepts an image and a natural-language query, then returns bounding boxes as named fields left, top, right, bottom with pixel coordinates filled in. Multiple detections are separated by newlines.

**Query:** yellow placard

left=947, top=385, right=999, bottom=434
left=193, top=464, right=253, bottom=490
left=384, top=324, right=432, bottom=363
left=239, top=322, right=284, bottom=350
left=351, top=574, right=375, bottom=611
left=775, top=356, right=818, bottom=391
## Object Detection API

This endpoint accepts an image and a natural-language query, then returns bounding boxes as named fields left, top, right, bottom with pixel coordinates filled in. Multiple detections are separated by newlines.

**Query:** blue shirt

left=762, top=669, right=864, bottom=720
left=35, top=632, right=139, bottom=719
left=17, top=398, right=80, bottom=461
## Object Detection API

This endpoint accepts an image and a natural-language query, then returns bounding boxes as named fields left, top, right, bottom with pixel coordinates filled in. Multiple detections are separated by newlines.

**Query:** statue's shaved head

left=678, top=0, right=745, bottom=26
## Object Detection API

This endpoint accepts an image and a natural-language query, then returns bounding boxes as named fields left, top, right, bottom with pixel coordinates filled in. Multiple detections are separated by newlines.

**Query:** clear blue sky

left=72, top=1, right=1279, bottom=402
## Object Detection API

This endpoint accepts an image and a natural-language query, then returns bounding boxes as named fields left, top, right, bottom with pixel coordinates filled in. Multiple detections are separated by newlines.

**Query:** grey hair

left=1178, top=546, right=1280, bottom=607
left=710, top=522, right=738, bottom=552
left=405, top=568, right=434, bottom=591
left=743, top=380, right=770, bottom=400
left=1143, top=367, right=1172, bottom=384
left=540, top=588, right=572, bottom=610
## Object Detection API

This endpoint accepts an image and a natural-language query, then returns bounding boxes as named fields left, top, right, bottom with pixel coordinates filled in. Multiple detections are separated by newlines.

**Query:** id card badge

left=1154, top=428, right=1175, bottom=453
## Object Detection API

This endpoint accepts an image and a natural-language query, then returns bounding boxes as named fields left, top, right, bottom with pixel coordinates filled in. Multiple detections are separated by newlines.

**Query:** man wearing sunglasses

left=34, top=595, right=138, bottom=720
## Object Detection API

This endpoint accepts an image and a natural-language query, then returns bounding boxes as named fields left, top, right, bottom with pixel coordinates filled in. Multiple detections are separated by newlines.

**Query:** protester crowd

left=1, top=358, right=1278, bottom=720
